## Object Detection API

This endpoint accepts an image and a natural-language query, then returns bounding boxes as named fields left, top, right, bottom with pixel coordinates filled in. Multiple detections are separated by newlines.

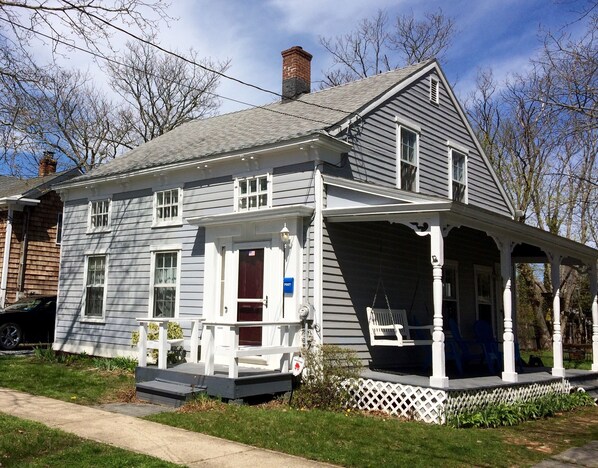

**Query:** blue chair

left=473, top=320, right=502, bottom=374
left=447, top=319, right=485, bottom=375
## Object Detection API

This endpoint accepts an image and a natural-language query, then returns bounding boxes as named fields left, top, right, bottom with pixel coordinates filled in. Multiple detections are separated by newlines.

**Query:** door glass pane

left=237, top=248, right=264, bottom=346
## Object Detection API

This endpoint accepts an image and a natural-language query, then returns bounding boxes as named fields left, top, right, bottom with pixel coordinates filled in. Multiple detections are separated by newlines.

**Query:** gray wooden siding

left=56, top=162, right=317, bottom=355
left=322, top=221, right=500, bottom=367
left=336, top=70, right=511, bottom=216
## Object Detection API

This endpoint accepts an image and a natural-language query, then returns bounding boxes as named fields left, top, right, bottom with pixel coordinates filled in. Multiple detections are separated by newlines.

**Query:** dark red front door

left=237, top=248, right=264, bottom=346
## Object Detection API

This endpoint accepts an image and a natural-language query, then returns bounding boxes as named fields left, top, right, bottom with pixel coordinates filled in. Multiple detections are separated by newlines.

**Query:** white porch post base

left=429, top=375, right=449, bottom=388
left=502, top=372, right=518, bottom=382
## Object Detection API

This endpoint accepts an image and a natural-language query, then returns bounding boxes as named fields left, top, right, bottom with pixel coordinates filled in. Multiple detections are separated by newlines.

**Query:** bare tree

left=319, top=8, right=456, bottom=87
left=107, top=41, right=230, bottom=147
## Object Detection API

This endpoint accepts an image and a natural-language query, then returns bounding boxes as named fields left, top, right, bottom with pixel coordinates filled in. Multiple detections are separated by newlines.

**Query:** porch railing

left=136, top=317, right=204, bottom=370
left=202, top=320, right=301, bottom=378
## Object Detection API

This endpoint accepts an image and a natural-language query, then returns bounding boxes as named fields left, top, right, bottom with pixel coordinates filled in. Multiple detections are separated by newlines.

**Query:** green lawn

left=520, top=349, right=593, bottom=370
left=0, top=413, right=179, bottom=467
left=1, top=353, right=597, bottom=467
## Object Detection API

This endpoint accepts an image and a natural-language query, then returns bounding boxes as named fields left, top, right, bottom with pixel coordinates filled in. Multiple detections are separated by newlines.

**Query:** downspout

left=313, top=162, right=324, bottom=343
left=17, top=206, right=30, bottom=295
left=0, top=207, right=14, bottom=308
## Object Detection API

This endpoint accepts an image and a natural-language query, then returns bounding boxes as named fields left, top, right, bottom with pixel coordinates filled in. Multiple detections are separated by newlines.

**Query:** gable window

left=235, top=174, right=271, bottom=212
left=448, top=142, right=468, bottom=203
left=88, top=199, right=110, bottom=232
left=83, top=254, right=107, bottom=319
left=150, top=249, right=180, bottom=317
left=430, top=77, right=439, bottom=104
left=442, top=261, right=459, bottom=330
left=153, top=188, right=182, bottom=226
left=396, top=116, right=421, bottom=192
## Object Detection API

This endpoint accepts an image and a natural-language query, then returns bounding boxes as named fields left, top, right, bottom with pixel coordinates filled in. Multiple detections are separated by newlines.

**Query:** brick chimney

left=38, top=151, right=57, bottom=177
left=281, top=46, right=312, bottom=101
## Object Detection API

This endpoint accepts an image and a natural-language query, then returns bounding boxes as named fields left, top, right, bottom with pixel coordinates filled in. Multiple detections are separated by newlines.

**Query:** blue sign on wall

left=283, top=277, right=294, bottom=294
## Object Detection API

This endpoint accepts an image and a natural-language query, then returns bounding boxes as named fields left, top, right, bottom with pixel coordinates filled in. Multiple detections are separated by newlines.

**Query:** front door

left=236, top=248, right=265, bottom=346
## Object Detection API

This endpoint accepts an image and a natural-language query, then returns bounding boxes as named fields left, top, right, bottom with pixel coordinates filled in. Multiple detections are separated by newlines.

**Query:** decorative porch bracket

left=590, top=263, right=598, bottom=372
left=494, top=236, right=518, bottom=383
left=548, top=252, right=565, bottom=377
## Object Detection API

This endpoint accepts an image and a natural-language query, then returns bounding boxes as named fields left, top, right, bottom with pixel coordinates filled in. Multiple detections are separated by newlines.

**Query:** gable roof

left=0, top=169, right=81, bottom=200
left=66, top=61, right=434, bottom=184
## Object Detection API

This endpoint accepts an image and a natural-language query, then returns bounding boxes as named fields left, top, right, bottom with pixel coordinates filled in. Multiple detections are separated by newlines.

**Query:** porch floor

left=362, top=367, right=598, bottom=392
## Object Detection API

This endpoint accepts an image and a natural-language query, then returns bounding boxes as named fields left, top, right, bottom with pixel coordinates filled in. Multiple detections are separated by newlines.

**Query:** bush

left=448, top=391, right=595, bottom=428
left=131, top=322, right=185, bottom=364
left=292, top=344, right=361, bottom=411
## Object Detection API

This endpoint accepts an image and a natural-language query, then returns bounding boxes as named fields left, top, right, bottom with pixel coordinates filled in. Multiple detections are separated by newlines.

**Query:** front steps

left=568, top=372, right=598, bottom=401
left=136, top=378, right=206, bottom=407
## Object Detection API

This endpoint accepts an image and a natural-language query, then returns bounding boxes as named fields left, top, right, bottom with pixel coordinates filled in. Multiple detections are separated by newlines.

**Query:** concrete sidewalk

left=534, top=441, right=598, bottom=467
left=0, top=388, right=330, bottom=467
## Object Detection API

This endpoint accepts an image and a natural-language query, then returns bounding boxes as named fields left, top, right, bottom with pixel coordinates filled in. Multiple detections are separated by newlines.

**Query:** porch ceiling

left=323, top=202, right=597, bottom=266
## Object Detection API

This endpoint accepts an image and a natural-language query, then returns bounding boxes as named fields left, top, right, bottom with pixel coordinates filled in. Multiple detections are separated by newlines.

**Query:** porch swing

left=366, top=273, right=433, bottom=347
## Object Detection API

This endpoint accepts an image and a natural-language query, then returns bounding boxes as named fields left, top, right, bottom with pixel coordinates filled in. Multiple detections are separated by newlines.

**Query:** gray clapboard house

left=54, top=47, right=598, bottom=421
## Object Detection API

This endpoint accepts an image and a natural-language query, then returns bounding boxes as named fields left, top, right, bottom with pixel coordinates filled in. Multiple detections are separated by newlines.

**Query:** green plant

left=447, top=391, right=595, bottom=428
left=91, top=356, right=138, bottom=372
left=131, top=322, right=185, bottom=364
left=291, top=344, right=361, bottom=411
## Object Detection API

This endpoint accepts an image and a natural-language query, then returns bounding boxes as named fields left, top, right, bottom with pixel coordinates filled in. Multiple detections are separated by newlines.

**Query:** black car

left=0, top=295, right=57, bottom=350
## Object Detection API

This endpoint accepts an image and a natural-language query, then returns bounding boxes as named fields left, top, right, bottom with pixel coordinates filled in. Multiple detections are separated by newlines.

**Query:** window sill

left=80, top=317, right=106, bottom=324
left=86, top=229, right=111, bottom=235
left=151, top=221, right=183, bottom=229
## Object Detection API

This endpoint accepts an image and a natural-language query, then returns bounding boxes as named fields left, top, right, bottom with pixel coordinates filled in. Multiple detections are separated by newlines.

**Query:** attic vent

left=429, top=77, right=439, bottom=104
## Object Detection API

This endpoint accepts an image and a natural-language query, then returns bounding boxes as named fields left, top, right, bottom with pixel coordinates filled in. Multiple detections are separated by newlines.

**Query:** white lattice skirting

left=349, top=378, right=572, bottom=424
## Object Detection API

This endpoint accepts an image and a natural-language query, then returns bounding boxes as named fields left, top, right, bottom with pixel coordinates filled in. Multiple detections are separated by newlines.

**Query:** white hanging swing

left=367, top=276, right=433, bottom=347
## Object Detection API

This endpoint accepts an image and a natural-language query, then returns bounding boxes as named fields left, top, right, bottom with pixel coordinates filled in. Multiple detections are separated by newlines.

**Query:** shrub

left=131, top=322, right=185, bottom=364
left=292, top=344, right=361, bottom=411
left=448, top=391, right=595, bottom=428
left=91, top=356, right=138, bottom=372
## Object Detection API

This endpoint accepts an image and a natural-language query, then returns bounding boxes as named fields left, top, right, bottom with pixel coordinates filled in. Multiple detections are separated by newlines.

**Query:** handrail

left=135, top=316, right=205, bottom=369
left=202, top=320, right=301, bottom=378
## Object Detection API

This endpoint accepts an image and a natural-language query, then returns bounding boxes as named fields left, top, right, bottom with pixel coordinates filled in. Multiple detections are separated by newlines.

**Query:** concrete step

left=136, top=379, right=206, bottom=407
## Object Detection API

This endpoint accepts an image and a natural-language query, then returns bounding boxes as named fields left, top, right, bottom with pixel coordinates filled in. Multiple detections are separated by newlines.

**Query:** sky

left=137, top=0, right=590, bottom=113
left=2, top=0, right=594, bottom=175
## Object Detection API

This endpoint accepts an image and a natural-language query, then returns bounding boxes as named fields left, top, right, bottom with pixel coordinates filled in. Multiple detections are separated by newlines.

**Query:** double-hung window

left=153, top=188, right=182, bottom=226
left=88, top=199, right=110, bottom=232
left=396, top=117, right=420, bottom=192
left=151, top=249, right=180, bottom=318
left=235, top=174, right=271, bottom=212
left=448, top=142, right=468, bottom=203
left=83, top=254, right=107, bottom=319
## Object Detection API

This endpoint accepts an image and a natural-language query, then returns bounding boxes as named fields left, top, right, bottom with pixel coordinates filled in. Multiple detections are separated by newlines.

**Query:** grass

left=0, top=413, right=178, bottom=467
left=520, top=349, right=593, bottom=370
left=147, top=396, right=598, bottom=467
left=0, top=353, right=135, bottom=405
left=1, top=353, right=597, bottom=467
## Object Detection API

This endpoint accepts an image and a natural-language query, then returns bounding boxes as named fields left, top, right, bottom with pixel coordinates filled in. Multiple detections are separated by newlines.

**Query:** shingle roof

left=69, top=60, right=433, bottom=184
left=0, top=169, right=81, bottom=199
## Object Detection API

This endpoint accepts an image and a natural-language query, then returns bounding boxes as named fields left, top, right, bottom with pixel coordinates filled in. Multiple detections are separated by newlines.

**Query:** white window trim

left=148, top=246, right=182, bottom=318
left=81, top=253, right=108, bottom=323
left=430, top=76, right=440, bottom=104
left=443, top=260, right=460, bottom=329
left=233, top=173, right=273, bottom=212
left=447, top=141, right=469, bottom=203
left=87, top=198, right=112, bottom=234
left=152, top=188, right=183, bottom=228
left=395, top=117, right=421, bottom=192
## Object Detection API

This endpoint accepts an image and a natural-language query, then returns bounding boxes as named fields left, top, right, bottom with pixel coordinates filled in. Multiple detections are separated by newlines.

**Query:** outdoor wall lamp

left=280, top=223, right=291, bottom=246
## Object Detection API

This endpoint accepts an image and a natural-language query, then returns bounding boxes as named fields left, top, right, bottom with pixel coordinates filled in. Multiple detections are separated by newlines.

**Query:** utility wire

left=0, top=16, right=340, bottom=126
left=62, top=0, right=358, bottom=117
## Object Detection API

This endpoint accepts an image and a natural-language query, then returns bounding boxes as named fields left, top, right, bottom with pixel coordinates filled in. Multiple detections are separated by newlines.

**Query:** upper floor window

left=83, top=254, right=107, bottom=320
left=430, top=77, right=439, bottom=104
left=396, top=116, right=421, bottom=192
left=88, top=199, right=111, bottom=232
left=450, top=149, right=467, bottom=203
left=235, top=174, right=271, bottom=212
left=153, top=188, right=182, bottom=226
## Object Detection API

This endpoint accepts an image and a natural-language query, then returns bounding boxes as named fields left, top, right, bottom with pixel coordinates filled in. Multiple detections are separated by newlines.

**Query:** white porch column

left=590, top=263, right=598, bottom=372
left=429, top=223, right=448, bottom=388
left=550, top=254, right=565, bottom=377
left=0, top=207, right=14, bottom=308
left=499, top=238, right=517, bottom=382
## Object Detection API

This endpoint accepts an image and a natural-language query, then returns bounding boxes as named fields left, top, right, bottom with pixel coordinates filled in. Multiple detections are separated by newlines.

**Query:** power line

left=62, top=0, right=357, bottom=117
left=0, top=16, right=340, bottom=126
